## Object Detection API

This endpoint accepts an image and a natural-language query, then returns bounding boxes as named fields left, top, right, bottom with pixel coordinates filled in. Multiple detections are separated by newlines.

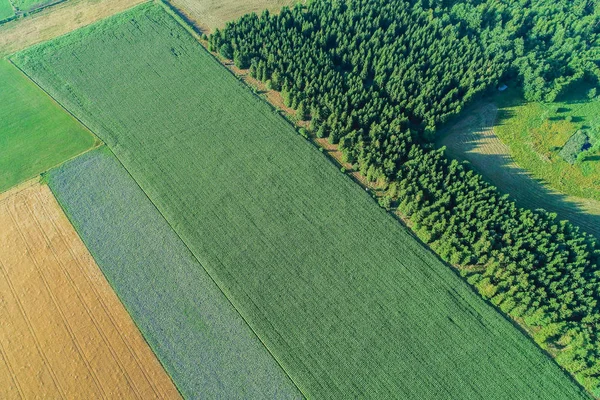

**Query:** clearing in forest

left=0, top=59, right=96, bottom=193
left=492, top=85, right=600, bottom=202
left=170, top=0, right=298, bottom=32
left=0, top=182, right=180, bottom=399
left=47, top=147, right=301, bottom=400
left=438, top=100, right=600, bottom=240
left=13, top=3, right=589, bottom=398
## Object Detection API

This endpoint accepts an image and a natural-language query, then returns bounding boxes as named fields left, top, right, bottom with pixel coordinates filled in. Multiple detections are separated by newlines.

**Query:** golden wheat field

left=0, top=182, right=180, bottom=399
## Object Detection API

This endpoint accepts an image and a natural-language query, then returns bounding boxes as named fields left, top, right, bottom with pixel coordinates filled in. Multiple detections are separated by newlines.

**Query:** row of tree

left=209, top=0, right=600, bottom=393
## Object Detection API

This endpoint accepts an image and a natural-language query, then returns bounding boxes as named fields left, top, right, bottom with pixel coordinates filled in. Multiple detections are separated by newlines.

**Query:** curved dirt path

left=439, top=103, right=600, bottom=240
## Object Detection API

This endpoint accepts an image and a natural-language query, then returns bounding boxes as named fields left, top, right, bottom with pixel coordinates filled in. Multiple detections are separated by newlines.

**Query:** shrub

left=559, top=130, right=589, bottom=164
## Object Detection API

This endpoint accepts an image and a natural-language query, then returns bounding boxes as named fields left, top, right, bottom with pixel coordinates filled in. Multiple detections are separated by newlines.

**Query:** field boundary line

left=102, top=145, right=307, bottom=399
left=0, top=177, right=39, bottom=200
left=46, top=161, right=185, bottom=400
left=6, top=58, right=101, bottom=142
left=2, top=0, right=151, bottom=57
left=0, top=58, right=103, bottom=196
left=0, top=144, right=101, bottom=197
left=10, top=0, right=68, bottom=17
left=7, top=19, right=301, bottom=398
left=5, top=196, right=108, bottom=399
left=21, top=191, right=145, bottom=400
left=34, top=187, right=166, bottom=399
left=161, top=4, right=592, bottom=395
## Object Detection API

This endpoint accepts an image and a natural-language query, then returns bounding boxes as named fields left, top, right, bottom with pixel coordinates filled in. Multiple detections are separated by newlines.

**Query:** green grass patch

left=0, top=0, right=14, bottom=21
left=0, top=59, right=96, bottom=193
left=14, top=4, right=589, bottom=398
left=494, top=83, right=600, bottom=201
left=10, top=0, right=57, bottom=12
left=46, top=147, right=301, bottom=399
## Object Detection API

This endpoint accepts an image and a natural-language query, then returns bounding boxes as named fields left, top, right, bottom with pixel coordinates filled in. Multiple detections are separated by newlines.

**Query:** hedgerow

left=211, top=0, right=600, bottom=392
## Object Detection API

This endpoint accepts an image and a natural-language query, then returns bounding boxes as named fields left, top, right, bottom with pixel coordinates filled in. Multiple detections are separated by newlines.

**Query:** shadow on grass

left=162, top=0, right=206, bottom=36
left=437, top=92, right=600, bottom=241
left=494, top=107, right=517, bottom=127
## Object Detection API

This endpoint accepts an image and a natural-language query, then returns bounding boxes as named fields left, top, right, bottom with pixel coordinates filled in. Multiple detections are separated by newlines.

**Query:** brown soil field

left=170, top=0, right=299, bottom=33
left=0, top=0, right=146, bottom=57
left=439, top=102, right=600, bottom=239
left=0, top=182, right=180, bottom=399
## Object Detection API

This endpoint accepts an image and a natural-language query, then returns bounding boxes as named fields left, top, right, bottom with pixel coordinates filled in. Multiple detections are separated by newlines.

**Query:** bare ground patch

left=0, top=0, right=146, bottom=57
left=169, top=0, right=299, bottom=33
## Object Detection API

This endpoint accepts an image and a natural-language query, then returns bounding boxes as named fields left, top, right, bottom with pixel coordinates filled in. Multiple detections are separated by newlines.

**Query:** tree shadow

left=437, top=96, right=600, bottom=241
left=557, top=80, right=596, bottom=105
left=494, top=107, right=516, bottom=127
left=163, top=0, right=206, bottom=36
left=456, top=149, right=600, bottom=240
left=571, top=116, right=585, bottom=123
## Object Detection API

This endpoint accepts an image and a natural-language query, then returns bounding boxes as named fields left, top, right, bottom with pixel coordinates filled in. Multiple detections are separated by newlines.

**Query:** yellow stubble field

left=0, top=182, right=180, bottom=399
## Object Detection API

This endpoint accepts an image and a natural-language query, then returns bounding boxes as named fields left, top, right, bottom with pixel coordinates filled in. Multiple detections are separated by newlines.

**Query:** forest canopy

left=210, top=0, right=600, bottom=394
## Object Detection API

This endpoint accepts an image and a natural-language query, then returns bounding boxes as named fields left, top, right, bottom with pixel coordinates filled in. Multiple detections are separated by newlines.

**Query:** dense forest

left=209, top=0, right=600, bottom=394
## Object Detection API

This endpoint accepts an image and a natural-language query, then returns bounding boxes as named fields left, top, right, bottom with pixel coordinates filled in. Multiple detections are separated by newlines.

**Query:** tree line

left=209, top=0, right=600, bottom=393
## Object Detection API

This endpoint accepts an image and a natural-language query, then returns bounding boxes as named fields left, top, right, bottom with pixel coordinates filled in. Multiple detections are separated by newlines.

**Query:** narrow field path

left=439, top=103, right=600, bottom=240
left=15, top=5, right=589, bottom=397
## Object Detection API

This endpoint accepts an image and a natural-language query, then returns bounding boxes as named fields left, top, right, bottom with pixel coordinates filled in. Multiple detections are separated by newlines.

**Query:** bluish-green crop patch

left=46, top=147, right=300, bottom=400
left=18, top=3, right=589, bottom=398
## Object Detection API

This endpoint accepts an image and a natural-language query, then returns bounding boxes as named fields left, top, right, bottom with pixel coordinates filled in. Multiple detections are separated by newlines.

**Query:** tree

left=219, top=43, right=233, bottom=59
left=588, top=88, right=597, bottom=100
left=233, top=51, right=250, bottom=69
left=212, top=1, right=600, bottom=391
left=296, top=100, right=307, bottom=120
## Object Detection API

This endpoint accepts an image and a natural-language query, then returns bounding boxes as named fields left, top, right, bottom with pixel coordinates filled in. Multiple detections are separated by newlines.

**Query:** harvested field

left=439, top=102, right=600, bottom=239
left=0, top=182, right=180, bottom=399
left=170, top=0, right=298, bottom=32
left=14, top=4, right=589, bottom=398
left=0, top=0, right=145, bottom=57
left=47, top=147, right=301, bottom=400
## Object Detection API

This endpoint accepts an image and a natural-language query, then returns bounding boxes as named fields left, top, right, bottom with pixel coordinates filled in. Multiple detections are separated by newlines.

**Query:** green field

left=47, top=147, right=300, bottom=399
left=0, top=0, right=14, bottom=21
left=0, top=59, right=96, bottom=193
left=14, top=3, right=588, bottom=398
